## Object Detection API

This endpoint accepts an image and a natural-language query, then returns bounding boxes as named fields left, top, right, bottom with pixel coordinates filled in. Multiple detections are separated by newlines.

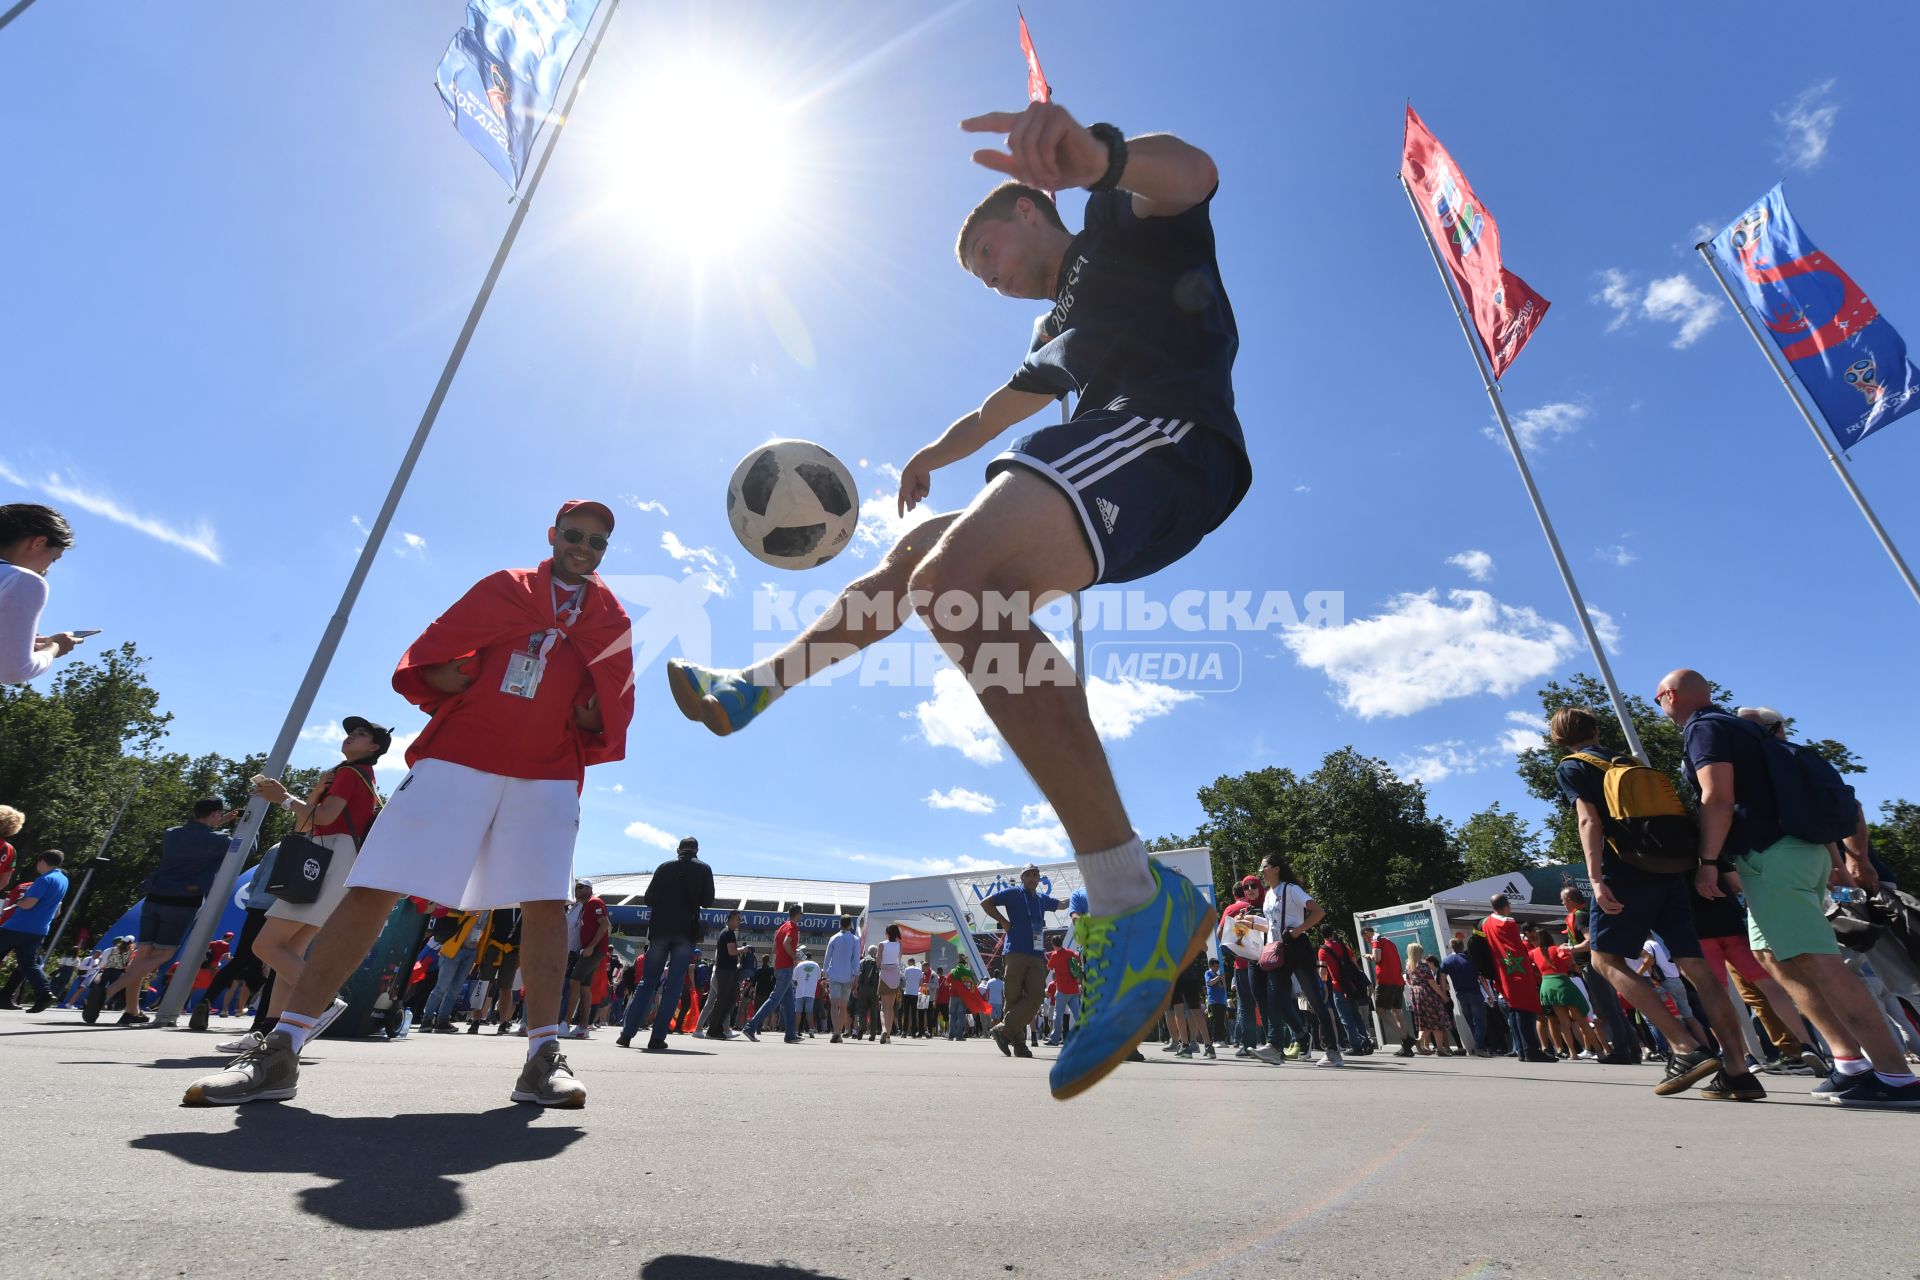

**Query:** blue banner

left=1711, top=185, right=1920, bottom=449
left=434, top=0, right=601, bottom=187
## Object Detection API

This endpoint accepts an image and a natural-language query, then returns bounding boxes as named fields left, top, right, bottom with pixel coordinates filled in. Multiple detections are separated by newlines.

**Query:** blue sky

left=7, top=1, right=1918, bottom=892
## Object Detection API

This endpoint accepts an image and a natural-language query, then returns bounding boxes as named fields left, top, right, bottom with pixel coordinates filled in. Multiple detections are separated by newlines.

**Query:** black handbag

left=264, top=768, right=371, bottom=905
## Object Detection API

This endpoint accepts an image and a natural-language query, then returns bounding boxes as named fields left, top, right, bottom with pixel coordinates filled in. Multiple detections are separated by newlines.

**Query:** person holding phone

left=0, top=503, right=89, bottom=684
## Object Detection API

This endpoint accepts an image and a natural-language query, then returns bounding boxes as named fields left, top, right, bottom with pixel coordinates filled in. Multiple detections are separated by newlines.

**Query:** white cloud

left=1293, top=484, right=1310, bottom=494
left=1584, top=604, right=1623, bottom=655
left=1595, top=270, right=1720, bottom=349
left=1690, top=221, right=1721, bottom=245
left=623, top=495, right=670, bottom=517
left=1281, top=589, right=1575, bottom=718
left=393, top=531, right=427, bottom=558
left=0, top=457, right=25, bottom=487
left=1447, top=550, right=1494, bottom=582
left=1596, top=269, right=1636, bottom=333
left=372, top=730, right=420, bottom=788
left=984, top=801, right=1070, bottom=861
left=1084, top=673, right=1198, bottom=739
left=661, top=530, right=736, bottom=597
left=1501, top=402, right=1588, bottom=450
left=849, top=489, right=937, bottom=560
left=1396, top=741, right=1483, bottom=785
left=1642, top=274, right=1721, bottom=348
left=924, top=786, right=998, bottom=815
left=1499, top=709, right=1548, bottom=756
left=37, top=471, right=221, bottom=564
left=908, top=666, right=1195, bottom=764
left=1776, top=80, right=1839, bottom=171
left=909, top=668, right=1002, bottom=764
left=624, top=820, right=678, bottom=849
left=1597, top=544, right=1637, bottom=567
left=843, top=849, right=1004, bottom=878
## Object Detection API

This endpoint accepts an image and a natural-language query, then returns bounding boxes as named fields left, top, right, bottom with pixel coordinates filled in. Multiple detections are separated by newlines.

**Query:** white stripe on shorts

left=1058, top=419, right=1165, bottom=484
left=1045, top=415, right=1147, bottom=473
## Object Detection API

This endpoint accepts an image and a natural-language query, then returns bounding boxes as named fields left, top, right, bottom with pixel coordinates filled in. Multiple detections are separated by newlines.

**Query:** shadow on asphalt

left=130, top=1103, right=583, bottom=1229
left=640, top=1258, right=849, bottom=1279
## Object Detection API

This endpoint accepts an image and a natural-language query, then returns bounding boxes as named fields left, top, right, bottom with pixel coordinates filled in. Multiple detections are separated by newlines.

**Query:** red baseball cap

left=555, top=499, right=616, bottom=532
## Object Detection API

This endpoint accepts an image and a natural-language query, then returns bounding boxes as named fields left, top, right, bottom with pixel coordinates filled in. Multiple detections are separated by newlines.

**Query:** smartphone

left=72, top=629, right=103, bottom=638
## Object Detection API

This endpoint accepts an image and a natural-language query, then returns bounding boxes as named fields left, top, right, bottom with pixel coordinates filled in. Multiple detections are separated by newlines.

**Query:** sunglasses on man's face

left=557, top=528, right=610, bottom=551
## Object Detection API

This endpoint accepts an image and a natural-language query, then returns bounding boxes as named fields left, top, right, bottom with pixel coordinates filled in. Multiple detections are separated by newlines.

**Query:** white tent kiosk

left=1353, top=862, right=1596, bottom=968
left=864, top=848, right=1216, bottom=977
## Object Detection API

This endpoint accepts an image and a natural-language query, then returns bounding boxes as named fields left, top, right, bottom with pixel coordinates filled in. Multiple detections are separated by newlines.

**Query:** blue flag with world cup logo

left=434, top=0, right=603, bottom=188
left=1709, top=185, right=1920, bottom=450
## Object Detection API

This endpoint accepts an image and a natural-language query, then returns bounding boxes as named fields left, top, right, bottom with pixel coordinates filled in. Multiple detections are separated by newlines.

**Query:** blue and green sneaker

left=667, top=659, right=773, bottom=737
left=1049, top=863, right=1215, bottom=1101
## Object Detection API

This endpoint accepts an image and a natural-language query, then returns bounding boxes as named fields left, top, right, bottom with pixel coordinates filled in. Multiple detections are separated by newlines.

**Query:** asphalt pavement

left=2, top=1009, right=1915, bottom=1279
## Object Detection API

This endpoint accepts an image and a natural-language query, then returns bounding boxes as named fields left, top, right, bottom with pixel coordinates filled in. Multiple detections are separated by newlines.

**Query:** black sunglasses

left=557, top=528, right=610, bottom=551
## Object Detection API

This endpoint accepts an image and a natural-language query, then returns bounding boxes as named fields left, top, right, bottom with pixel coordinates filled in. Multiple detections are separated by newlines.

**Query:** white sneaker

left=1317, top=1050, right=1346, bottom=1068
left=1252, top=1045, right=1287, bottom=1065
left=215, top=1030, right=264, bottom=1055
left=567, top=1026, right=591, bottom=1040
left=1577, top=1050, right=1597, bottom=1061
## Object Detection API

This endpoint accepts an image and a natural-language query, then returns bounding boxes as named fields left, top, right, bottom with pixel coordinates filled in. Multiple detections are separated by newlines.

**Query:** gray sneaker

left=511, top=1042, right=586, bottom=1109
left=182, top=1030, right=299, bottom=1106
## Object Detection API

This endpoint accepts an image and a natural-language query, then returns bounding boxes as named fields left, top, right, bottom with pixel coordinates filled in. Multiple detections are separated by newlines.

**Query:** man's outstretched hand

left=962, top=102, right=1107, bottom=191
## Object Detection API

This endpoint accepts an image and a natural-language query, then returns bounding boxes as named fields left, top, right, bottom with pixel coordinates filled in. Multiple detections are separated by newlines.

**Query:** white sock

left=274, top=1011, right=318, bottom=1054
left=1078, top=835, right=1156, bottom=915
left=742, top=659, right=787, bottom=704
left=1874, top=1070, right=1917, bottom=1087
left=527, top=1024, right=562, bottom=1057
left=1835, top=1055, right=1873, bottom=1077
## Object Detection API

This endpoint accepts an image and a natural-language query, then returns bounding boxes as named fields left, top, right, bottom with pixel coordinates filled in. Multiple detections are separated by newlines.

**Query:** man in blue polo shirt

left=0, top=850, right=68, bottom=1012
left=1659, top=669, right=1920, bottom=1110
left=981, top=863, right=1066, bottom=1059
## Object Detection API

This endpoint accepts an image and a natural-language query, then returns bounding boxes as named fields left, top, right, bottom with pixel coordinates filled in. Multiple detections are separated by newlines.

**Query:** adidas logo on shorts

left=1095, top=497, right=1120, bottom=534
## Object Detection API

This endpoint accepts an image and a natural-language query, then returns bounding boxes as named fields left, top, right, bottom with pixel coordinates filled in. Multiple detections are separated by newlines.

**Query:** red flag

left=1400, top=106, right=1549, bottom=378
left=1018, top=10, right=1049, bottom=103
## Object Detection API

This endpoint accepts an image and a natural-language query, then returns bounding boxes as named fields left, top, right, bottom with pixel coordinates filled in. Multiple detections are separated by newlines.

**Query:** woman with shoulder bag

left=1251, top=851, right=1345, bottom=1069
left=229, top=718, right=388, bottom=1052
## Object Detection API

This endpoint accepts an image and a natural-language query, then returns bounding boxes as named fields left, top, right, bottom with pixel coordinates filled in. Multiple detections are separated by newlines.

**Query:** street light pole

left=46, top=773, right=141, bottom=957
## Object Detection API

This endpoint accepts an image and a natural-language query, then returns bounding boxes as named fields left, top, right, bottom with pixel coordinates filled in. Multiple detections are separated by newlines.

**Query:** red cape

left=1482, top=914, right=1543, bottom=1014
left=392, top=562, right=635, bottom=778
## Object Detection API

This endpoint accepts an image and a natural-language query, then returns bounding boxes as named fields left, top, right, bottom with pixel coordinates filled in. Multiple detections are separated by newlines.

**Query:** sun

left=591, top=63, right=801, bottom=257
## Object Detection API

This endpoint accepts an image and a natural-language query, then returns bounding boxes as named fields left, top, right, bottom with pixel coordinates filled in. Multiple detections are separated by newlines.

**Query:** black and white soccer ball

left=725, top=439, right=858, bottom=570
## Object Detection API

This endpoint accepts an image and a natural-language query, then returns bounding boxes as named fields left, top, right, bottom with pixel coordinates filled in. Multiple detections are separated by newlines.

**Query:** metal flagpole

left=0, top=0, right=41, bottom=35
left=1399, top=176, right=1648, bottom=764
left=154, top=0, right=628, bottom=1024
left=1694, top=243, right=1920, bottom=606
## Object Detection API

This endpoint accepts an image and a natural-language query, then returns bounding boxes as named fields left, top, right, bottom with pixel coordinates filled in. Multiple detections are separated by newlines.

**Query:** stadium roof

left=585, top=871, right=870, bottom=917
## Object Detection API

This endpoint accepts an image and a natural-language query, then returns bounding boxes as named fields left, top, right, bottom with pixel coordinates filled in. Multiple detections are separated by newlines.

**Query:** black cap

left=342, top=716, right=394, bottom=759
left=677, top=836, right=699, bottom=857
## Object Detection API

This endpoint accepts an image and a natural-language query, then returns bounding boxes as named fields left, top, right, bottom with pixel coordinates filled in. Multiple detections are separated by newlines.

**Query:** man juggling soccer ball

left=670, top=102, right=1249, bottom=1099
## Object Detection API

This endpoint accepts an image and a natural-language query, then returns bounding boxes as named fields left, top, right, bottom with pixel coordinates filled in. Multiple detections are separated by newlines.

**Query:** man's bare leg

left=517, top=901, right=567, bottom=1042
left=1593, top=953, right=1710, bottom=1054
left=1675, top=957, right=1758, bottom=1073
left=1762, top=950, right=1906, bottom=1074
left=104, top=944, right=172, bottom=1011
left=910, top=470, right=1131, bottom=859
left=278, top=887, right=400, bottom=1021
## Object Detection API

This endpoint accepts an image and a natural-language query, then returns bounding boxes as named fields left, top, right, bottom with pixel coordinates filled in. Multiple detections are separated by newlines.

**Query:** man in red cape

left=1482, top=893, right=1552, bottom=1062
left=186, top=501, right=634, bottom=1110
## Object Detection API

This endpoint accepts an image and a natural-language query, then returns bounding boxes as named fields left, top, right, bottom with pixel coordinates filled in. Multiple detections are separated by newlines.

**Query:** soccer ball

left=725, top=439, right=858, bottom=570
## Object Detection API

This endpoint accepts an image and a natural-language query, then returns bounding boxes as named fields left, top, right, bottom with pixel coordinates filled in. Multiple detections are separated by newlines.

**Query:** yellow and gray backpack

left=1566, top=752, right=1699, bottom=875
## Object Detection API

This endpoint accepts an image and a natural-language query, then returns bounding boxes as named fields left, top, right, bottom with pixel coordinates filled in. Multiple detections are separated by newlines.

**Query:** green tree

left=1178, top=751, right=1461, bottom=939
left=1870, top=799, right=1920, bottom=889
left=1455, top=802, right=1544, bottom=883
left=0, top=644, right=321, bottom=943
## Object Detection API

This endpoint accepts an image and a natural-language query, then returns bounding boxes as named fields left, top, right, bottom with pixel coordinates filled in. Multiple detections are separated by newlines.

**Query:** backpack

left=1566, top=752, right=1699, bottom=874
left=1760, top=739, right=1858, bottom=847
left=1333, top=946, right=1372, bottom=1000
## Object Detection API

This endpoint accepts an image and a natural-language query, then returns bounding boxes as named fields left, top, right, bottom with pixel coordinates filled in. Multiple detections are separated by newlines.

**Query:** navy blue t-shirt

left=1007, top=189, right=1244, bottom=464
left=1679, top=707, right=1783, bottom=859
left=146, top=823, right=231, bottom=900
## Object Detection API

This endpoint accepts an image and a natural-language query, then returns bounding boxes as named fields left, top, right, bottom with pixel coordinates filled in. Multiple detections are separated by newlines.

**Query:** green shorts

left=1732, top=837, right=1838, bottom=962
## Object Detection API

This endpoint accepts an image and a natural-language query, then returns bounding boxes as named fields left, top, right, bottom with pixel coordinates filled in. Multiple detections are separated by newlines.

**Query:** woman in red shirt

left=1528, top=925, right=1605, bottom=1061
left=238, top=720, right=388, bottom=1050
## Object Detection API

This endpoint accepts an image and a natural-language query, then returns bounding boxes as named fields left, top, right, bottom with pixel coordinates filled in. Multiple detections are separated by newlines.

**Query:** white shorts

left=344, top=758, right=580, bottom=910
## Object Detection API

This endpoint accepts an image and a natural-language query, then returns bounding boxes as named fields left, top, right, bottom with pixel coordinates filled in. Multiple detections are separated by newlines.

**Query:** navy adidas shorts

left=986, top=406, right=1249, bottom=584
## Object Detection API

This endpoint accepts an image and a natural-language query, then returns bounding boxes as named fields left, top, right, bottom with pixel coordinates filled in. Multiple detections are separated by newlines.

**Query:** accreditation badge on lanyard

left=500, top=580, right=586, bottom=700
